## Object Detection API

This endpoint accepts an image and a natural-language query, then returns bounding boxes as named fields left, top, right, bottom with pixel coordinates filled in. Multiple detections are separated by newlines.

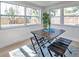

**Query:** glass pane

left=26, top=8, right=41, bottom=16
left=51, top=16, right=60, bottom=24
left=26, top=8, right=32, bottom=16
left=50, top=9, right=60, bottom=24
left=1, top=16, right=25, bottom=28
left=64, top=16, right=79, bottom=25
left=15, top=17, right=26, bottom=24
left=64, top=6, right=79, bottom=16
left=1, top=16, right=10, bottom=25
left=64, top=6, right=79, bottom=25
left=1, top=2, right=24, bottom=15
left=26, top=17, right=41, bottom=25
left=50, top=9, right=60, bottom=16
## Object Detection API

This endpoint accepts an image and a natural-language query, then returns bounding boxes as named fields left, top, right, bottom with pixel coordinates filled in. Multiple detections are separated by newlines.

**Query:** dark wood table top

left=31, top=28, right=65, bottom=40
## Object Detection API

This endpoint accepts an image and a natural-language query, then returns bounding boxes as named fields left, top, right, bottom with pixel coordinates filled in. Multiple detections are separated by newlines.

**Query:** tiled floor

left=0, top=38, right=79, bottom=57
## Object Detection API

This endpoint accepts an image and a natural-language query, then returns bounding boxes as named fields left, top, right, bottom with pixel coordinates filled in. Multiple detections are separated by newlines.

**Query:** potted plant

left=42, top=12, right=51, bottom=30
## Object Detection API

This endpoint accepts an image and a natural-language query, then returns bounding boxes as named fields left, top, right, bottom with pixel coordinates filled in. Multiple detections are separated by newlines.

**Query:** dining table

left=31, top=28, right=65, bottom=57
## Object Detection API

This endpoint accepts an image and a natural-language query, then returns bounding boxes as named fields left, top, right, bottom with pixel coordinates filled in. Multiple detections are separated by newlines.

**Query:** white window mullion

left=60, top=8, right=64, bottom=25
left=39, top=9, right=41, bottom=24
left=24, top=7, right=26, bottom=25
left=41, top=8, right=45, bottom=25
left=0, top=1, right=1, bottom=29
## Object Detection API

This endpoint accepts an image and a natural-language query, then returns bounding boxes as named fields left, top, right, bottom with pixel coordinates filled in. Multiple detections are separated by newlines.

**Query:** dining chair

left=31, top=32, right=46, bottom=57
left=55, top=37, right=72, bottom=54
left=48, top=42, right=67, bottom=57
left=47, top=37, right=72, bottom=57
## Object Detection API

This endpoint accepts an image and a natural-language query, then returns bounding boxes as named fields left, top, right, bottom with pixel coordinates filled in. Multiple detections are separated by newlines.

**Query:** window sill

left=51, top=24, right=79, bottom=28
left=0, top=24, right=41, bottom=30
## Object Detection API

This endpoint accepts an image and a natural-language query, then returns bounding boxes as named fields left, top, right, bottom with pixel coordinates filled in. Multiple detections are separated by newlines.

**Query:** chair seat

left=56, top=37, right=72, bottom=46
left=48, top=42, right=66, bottom=55
left=53, top=42, right=68, bottom=49
left=48, top=37, right=72, bottom=57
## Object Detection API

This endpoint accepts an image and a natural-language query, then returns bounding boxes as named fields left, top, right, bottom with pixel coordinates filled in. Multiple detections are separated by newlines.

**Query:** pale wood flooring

left=0, top=38, right=79, bottom=57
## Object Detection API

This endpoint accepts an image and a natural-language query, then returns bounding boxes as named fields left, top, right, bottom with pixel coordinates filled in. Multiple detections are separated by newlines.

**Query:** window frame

left=64, top=6, right=79, bottom=26
left=50, top=8, right=61, bottom=25
left=1, top=2, right=25, bottom=16
left=49, top=6, right=79, bottom=27
left=0, top=2, right=41, bottom=29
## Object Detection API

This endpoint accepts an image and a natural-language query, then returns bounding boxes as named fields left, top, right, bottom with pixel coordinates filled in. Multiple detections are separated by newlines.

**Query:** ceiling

left=27, top=1, right=62, bottom=7
left=4, top=1, right=79, bottom=9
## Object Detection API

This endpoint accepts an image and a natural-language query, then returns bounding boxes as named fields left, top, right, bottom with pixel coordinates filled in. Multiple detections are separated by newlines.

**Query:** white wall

left=0, top=25, right=43, bottom=48
left=52, top=25, right=79, bottom=42
left=0, top=24, right=79, bottom=48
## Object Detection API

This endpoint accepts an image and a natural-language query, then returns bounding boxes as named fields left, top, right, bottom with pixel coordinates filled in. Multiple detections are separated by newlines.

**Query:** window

left=1, top=2, right=25, bottom=28
left=1, top=16, right=25, bottom=28
left=50, top=9, right=60, bottom=24
left=0, top=2, right=41, bottom=28
left=26, top=8, right=40, bottom=16
left=64, top=6, right=79, bottom=26
left=26, top=8, right=41, bottom=25
left=26, top=17, right=40, bottom=25
left=1, top=3, right=24, bottom=15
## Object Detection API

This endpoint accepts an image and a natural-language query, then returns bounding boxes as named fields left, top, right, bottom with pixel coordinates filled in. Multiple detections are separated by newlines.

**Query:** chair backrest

left=31, top=32, right=38, bottom=40
left=31, top=32, right=43, bottom=41
left=31, top=32, right=45, bottom=46
left=31, top=32, right=45, bottom=57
